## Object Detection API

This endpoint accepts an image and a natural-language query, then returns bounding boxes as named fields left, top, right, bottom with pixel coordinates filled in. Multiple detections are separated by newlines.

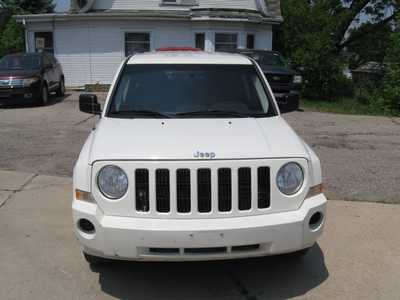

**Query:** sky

left=55, top=0, right=70, bottom=12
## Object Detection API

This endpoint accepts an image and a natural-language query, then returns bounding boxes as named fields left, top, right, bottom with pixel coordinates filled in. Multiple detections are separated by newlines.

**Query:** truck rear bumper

left=72, top=194, right=327, bottom=261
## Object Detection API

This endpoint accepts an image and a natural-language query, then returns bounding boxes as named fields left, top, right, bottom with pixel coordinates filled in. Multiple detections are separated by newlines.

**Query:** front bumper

left=73, top=194, right=327, bottom=261
left=0, top=86, right=40, bottom=105
left=273, top=91, right=300, bottom=112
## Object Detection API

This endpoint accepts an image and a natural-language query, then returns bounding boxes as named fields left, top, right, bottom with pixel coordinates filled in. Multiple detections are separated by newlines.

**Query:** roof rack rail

left=156, top=47, right=202, bottom=52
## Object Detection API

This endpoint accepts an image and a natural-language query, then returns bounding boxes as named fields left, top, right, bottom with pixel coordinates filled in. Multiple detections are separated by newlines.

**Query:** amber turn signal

left=306, top=184, right=325, bottom=199
left=75, top=189, right=95, bottom=203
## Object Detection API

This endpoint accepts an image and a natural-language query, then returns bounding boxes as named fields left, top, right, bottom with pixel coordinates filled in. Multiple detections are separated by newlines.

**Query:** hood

left=0, top=69, right=40, bottom=79
left=260, top=65, right=296, bottom=76
left=88, top=116, right=309, bottom=163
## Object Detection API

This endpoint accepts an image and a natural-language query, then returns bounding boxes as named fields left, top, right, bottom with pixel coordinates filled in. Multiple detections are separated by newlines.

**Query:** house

left=16, top=0, right=282, bottom=87
left=352, top=61, right=385, bottom=84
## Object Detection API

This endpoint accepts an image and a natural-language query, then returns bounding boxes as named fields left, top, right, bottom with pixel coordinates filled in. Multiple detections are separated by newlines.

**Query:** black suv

left=0, top=52, right=65, bottom=106
left=236, top=50, right=301, bottom=112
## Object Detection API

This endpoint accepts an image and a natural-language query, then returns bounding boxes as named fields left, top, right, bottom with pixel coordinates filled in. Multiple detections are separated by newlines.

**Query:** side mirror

left=277, top=94, right=299, bottom=114
left=79, top=94, right=102, bottom=115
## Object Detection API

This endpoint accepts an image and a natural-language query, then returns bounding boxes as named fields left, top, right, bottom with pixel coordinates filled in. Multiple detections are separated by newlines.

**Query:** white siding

left=55, top=24, right=92, bottom=86
left=93, top=0, right=259, bottom=11
left=26, top=20, right=272, bottom=87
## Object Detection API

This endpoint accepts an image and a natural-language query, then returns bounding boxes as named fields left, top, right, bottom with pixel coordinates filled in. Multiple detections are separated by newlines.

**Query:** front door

left=35, top=32, right=54, bottom=54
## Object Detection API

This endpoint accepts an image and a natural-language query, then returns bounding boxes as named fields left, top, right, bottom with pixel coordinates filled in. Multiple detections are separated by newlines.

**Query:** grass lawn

left=301, top=98, right=390, bottom=116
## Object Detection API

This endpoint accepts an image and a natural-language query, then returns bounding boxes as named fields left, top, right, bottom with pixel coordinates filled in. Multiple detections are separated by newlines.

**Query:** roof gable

left=70, top=0, right=282, bottom=20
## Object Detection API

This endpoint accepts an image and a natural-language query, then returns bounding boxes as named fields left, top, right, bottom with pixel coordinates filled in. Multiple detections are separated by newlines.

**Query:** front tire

left=83, top=252, right=111, bottom=265
left=56, top=78, right=65, bottom=97
left=38, top=85, right=49, bottom=106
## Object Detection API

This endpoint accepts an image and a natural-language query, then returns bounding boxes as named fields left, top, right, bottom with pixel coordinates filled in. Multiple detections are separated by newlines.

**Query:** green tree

left=0, top=0, right=54, bottom=14
left=347, top=23, right=393, bottom=68
left=275, top=0, right=397, bottom=99
left=0, top=0, right=54, bottom=57
left=0, top=17, right=24, bottom=56
left=371, top=15, right=400, bottom=115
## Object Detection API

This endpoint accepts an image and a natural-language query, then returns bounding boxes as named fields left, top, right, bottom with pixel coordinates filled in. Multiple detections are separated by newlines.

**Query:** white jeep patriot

left=73, top=50, right=327, bottom=265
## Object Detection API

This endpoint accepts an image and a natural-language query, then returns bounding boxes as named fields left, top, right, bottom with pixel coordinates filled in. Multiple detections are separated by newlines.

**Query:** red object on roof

left=156, top=47, right=202, bottom=52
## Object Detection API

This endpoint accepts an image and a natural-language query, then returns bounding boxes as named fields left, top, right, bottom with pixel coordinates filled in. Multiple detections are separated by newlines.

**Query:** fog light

left=309, top=212, right=324, bottom=231
left=78, top=219, right=95, bottom=234
left=306, top=184, right=325, bottom=199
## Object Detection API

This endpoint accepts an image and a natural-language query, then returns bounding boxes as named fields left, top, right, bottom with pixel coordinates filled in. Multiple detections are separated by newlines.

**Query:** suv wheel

left=38, top=85, right=49, bottom=106
left=56, top=78, right=65, bottom=97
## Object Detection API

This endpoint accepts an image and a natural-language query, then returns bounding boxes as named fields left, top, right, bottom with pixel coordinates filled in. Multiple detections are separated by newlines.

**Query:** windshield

left=108, top=64, right=275, bottom=118
left=0, top=55, right=41, bottom=70
left=247, top=52, right=286, bottom=67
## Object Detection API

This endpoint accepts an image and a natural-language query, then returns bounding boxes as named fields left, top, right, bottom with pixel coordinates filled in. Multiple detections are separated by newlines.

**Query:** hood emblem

left=194, top=151, right=216, bottom=159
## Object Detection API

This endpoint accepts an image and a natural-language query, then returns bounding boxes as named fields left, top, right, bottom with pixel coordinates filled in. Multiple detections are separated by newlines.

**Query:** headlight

left=293, top=75, right=302, bottom=84
left=276, top=162, right=304, bottom=195
left=97, top=165, right=128, bottom=199
left=23, top=77, right=40, bottom=87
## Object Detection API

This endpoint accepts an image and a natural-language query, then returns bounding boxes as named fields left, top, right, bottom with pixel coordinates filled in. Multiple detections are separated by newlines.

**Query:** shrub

left=368, top=16, right=400, bottom=116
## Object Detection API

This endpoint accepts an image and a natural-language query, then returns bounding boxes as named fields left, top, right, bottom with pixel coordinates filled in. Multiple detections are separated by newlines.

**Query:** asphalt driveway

left=0, top=92, right=399, bottom=203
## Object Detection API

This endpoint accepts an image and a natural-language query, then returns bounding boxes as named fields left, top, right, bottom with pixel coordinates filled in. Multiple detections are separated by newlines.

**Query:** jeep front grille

left=135, top=167, right=271, bottom=214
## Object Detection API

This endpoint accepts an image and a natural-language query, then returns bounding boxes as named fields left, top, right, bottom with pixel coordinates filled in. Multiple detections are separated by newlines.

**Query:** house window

left=34, top=32, right=54, bottom=54
left=195, top=33, right=205, bottom=50
left=247, top=34, right=255, bottom=49
left=125, top=33, right=151, bottom=56
left=215, top=33, right=238, bottom=52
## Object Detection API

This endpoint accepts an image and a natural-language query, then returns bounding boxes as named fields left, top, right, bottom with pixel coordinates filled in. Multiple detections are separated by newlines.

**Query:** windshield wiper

left=109, top=110, right=171, bottom=119
left=175, top=110, right=267, bottom=118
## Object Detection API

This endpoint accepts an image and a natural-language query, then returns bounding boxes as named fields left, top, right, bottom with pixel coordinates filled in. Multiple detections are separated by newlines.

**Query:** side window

left=215, top=33, right=238, bottom=52
left=125, top=33, right=151, bottom=56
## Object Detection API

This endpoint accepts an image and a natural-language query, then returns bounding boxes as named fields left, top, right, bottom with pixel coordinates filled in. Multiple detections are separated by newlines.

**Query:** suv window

left=0, top=55, right=42, bottom=70
left=107, top=64, right=276, bottom=118
left=247, top=52, right=286, bottom=67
